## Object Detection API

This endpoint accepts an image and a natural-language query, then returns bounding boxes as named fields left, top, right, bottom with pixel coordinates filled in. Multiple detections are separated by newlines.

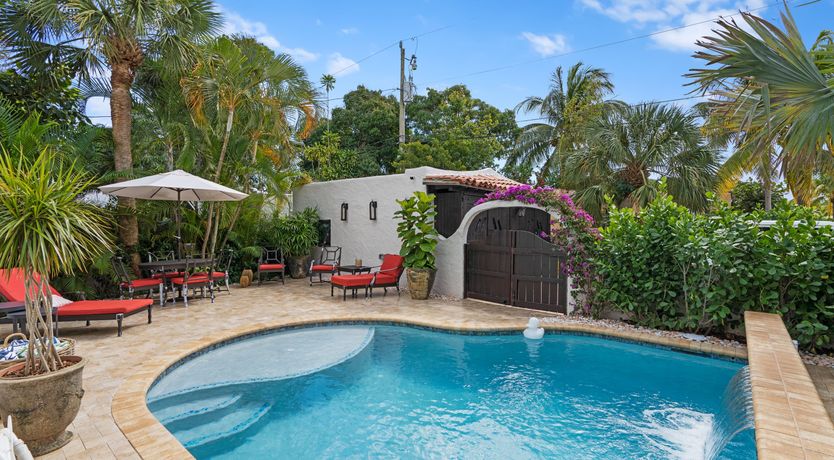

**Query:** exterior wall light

left=340, top=202, right=348, bottom=221
left=369, top=200, right=377, bottom=220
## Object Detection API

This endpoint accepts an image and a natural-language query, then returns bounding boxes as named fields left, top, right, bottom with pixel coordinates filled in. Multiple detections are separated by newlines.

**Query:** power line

left=421, top=0, right=816, bottom=86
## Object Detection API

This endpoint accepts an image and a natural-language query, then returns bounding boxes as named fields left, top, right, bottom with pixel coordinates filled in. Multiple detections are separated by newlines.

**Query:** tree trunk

left=165, top=142, right=174, bottom=171
left=762, top=176, right=772, bottom=211
left=111, top=62, right=140, bottom=274
left=218, top=138, right=258, bottom=251
left=201, top=106, right=236, bottom=256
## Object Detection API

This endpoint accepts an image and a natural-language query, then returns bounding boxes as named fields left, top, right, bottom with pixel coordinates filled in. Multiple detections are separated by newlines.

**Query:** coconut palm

left=0, top=0, right=220, bottom=271
left=688, top=7, right=834, bottom=203
left=510, top=62, right=616, bottom=185
left=0, top=149, right=112, bottom=375
left=320, top=73, right=336, bottom=128
left=182, top=36, right=318, bottom=255
left=564, top=103, right=719, bottom=218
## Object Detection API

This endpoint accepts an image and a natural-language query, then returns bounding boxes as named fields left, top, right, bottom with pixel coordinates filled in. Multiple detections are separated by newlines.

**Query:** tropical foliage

left=394, top=192, right=439, bottom=270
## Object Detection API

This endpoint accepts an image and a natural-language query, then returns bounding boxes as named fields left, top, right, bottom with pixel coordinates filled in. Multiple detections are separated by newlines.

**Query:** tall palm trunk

left=202, top=105, right=235, bottom=256
left=111, top=62, right=140, bottom=273
left=218, top=138, right=257, bottom=252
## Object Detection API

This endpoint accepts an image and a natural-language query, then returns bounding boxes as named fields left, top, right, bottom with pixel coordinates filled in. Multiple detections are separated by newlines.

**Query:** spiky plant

left=0, top=150, right=112, bottom=375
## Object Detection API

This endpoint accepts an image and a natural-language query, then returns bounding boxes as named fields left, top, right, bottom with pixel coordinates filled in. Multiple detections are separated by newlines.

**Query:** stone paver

left=1, top=280, right=831, bottom=458
left=745, top=311, right=834, bottom=459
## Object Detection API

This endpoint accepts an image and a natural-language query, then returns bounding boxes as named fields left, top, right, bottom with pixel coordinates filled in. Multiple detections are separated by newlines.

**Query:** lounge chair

left=0, top=268, right=153, bottom=337
left=257, top=248, right=285, bottom=285
left=330, top=254, right=405, bottom=300
left=309, top=246, right=341, bottom=286
left=112, top=256, right=166, bottom=306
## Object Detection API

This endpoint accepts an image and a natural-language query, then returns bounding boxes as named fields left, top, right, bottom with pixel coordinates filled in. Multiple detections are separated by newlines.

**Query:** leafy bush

left=394, top=191, right=438, bottom=269
left=593, top=193, right=834, bottom=351
left=272, top=208, right=319, bottom=257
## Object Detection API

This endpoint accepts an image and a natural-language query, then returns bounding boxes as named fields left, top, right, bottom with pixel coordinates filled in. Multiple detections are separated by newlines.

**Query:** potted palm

left=274, top=208, right=319, bottom=278
left=0, top=151, right=112, bottom=455
left=395, top=192, right=439, bottom=300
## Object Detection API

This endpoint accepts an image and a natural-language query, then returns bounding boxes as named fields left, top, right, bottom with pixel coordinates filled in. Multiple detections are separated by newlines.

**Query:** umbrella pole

left=176, top=190, right=182, bottom=259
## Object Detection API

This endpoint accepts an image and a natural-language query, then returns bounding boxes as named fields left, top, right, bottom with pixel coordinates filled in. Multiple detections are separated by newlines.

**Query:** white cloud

left=578, top=0, right=767, bottom=52
left=219, top=6, right=319, bottom=62
left=521, top=32, right=570, bottom=57
left=326, top=53, right=360, bottom=76
left=340, top=27, right=359, bottom=35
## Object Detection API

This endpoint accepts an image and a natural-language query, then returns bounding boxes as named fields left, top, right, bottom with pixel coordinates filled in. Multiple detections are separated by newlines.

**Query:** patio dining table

left=138, top=258, right=214, bottom=272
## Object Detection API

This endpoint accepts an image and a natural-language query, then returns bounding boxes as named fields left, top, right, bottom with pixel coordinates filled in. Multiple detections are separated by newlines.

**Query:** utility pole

left=399, top=41, right=406, bottom=145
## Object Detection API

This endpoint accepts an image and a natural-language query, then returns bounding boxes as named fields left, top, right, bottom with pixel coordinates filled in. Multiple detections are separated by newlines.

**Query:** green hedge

left=592, top=194, right=834, bottom=351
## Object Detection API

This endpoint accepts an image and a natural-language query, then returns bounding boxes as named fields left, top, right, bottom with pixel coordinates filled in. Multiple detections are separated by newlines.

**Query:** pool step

left=169, top=401, right=272, bottom=449
left=150, top=394, right=243, bottom=425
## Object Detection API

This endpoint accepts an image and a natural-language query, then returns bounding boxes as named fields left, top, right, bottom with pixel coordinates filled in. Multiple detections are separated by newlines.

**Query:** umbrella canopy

left=98, top=169, right=248, bottom=202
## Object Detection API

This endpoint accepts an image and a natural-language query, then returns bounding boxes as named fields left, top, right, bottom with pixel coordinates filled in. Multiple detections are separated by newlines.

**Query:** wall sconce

left=369, top=200, right=377, bottom=220
left=340, top=202, right=348, bottom=221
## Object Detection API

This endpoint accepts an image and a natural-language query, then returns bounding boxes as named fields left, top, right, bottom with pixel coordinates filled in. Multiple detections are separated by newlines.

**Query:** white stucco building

left=293, top=167, right=570, bottom=313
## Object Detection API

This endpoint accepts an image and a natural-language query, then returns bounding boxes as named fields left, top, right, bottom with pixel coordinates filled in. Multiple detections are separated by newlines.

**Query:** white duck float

left=523, top=317, right=544, bottom=340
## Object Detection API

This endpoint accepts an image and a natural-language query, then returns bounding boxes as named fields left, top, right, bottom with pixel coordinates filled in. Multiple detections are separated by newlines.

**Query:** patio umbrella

left=99, top=170, right=248, bottom=256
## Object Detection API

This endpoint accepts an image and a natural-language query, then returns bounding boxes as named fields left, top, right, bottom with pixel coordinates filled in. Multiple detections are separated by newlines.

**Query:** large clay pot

left=406, top=268, right=436, bottom=300
left=286, top=255, right=311, bottom=279
left=0, top=356, right=86, bottom=456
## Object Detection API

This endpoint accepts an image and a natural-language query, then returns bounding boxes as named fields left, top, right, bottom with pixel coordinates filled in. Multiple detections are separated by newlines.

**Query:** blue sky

left=86, top=0, right=833, bottom=123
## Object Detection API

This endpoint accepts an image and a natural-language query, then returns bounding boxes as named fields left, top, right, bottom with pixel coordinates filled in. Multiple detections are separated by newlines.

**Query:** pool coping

left=111, top=313, right=751, bottom=459
left=744, top=311, right=834, bottom=458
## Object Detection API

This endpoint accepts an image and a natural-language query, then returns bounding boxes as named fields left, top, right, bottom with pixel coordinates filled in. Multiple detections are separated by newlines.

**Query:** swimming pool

left=147, top=325, right=756, bottom=459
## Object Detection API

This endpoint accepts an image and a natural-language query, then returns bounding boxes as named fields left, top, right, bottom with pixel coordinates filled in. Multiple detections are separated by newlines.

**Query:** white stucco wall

left=292, top=166, right=505, bottom=287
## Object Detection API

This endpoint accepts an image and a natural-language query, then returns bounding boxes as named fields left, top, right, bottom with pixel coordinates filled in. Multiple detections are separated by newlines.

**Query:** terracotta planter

left=406, top=268, right=436, bottom=300
left=287, top=255, right=311, bottom=279
left=0, top=355, right=86, bottom=456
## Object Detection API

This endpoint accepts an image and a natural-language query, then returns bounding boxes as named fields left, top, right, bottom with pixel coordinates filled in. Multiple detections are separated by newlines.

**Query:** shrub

left=394, top=191, right=438, bottom=269
left=593, top=193, right=834, bottom=351
left=272, top=208, right=319, bottom=257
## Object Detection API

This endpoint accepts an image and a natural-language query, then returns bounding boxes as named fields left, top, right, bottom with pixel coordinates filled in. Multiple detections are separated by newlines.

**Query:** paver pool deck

left=0, top=279, right=831, bottom=459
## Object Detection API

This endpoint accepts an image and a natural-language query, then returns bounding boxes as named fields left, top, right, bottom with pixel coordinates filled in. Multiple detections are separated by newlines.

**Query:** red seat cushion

left=121, top=278, right=161, bottom=289
left=169, top=275, right=211, bottom=286
left=56, top=299, right=151, bottom=317
left=331, top=274, right=374, bottom=287
left=374, top=273, right=398, bottom=285
left=259, top=264, right=284, bottom=271
left=195, top=271, right=226, bottom=278
left=311, top=264, right=336, bottom=272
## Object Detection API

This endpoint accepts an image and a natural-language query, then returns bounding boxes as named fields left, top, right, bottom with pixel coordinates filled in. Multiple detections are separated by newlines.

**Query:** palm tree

left=0, top=0, right=219, bottom=271
left=510, top=62, right=616, bottom=185
left=0, top=148, right=111, bottom=375
left=687, top=6, right=834, bottom=203
left=564, top=103, right=719, bottom=218
left=320, top=74, right=336, bottom=129
left=182, top=36, right=318, bottom=255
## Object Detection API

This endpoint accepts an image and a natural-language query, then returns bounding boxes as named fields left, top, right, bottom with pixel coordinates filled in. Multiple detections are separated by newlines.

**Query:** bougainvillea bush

left=475, top=185, right=600, bottom=313
left=594, top=193, right=834, bottom=351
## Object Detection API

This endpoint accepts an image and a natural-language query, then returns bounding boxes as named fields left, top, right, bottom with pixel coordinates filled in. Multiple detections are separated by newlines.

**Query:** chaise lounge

left=0, top=268, right=153, bottom=336
left=330, top=254, right=405, bottom=300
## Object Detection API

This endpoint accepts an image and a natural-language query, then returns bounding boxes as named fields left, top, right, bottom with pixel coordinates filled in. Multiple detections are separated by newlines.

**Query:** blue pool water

left=147, top=326, right=756, bottom=459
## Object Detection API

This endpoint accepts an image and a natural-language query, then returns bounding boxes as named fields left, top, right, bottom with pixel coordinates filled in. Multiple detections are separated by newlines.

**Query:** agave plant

left=0, top=150, right=112, bottom=375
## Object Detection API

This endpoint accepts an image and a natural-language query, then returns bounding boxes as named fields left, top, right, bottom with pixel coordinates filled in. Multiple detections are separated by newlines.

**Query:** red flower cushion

left=56, top=299, right=152, bottom=316
left=169, top=275, right=211, bottom=286
left=331, top=274, right=374, bottom=287
left=259, top=264, right=285, bottom=271
left=311, top=264, right=336, bottom=272
left=121, top=278, right=161, bottom=289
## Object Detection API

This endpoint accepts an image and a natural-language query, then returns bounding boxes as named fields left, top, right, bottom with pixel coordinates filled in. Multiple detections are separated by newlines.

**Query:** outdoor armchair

left=258, top=248, right=285, bottom=285
left=330, top=254, right=405, bottom=300
left=309, top=246, right=341, bottom=286
left=112, top=256, right=166, bottom=306
left=169, top=257, right=216, bottom=307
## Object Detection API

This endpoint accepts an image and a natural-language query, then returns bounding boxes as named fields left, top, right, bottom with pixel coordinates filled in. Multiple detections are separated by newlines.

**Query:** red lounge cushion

left=331, top=274, right=374, bottom=287
left=121, top=278, right=161, bottom=289
left=374, top=273, right=398, bottom=285
left=0, top=268, right=59, bottom=302
left=169, top=275, right=211, bottom=286
left=259, top=264, right=284, bottom=271
left=56, top=299, right=151, bottom=316
left=311, top=264, right=336, bottom=272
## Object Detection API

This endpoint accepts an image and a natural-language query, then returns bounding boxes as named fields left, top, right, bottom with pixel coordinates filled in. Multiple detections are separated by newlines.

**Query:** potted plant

left=0, top=151, right=112, bottom=455
left=395, top=191, right=439, bottom=300
left=274, top=208, right=319, bottom=278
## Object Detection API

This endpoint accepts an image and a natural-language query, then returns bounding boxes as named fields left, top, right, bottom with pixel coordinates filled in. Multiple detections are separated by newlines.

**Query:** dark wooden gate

left=465, top=229, right=568, bottom=313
